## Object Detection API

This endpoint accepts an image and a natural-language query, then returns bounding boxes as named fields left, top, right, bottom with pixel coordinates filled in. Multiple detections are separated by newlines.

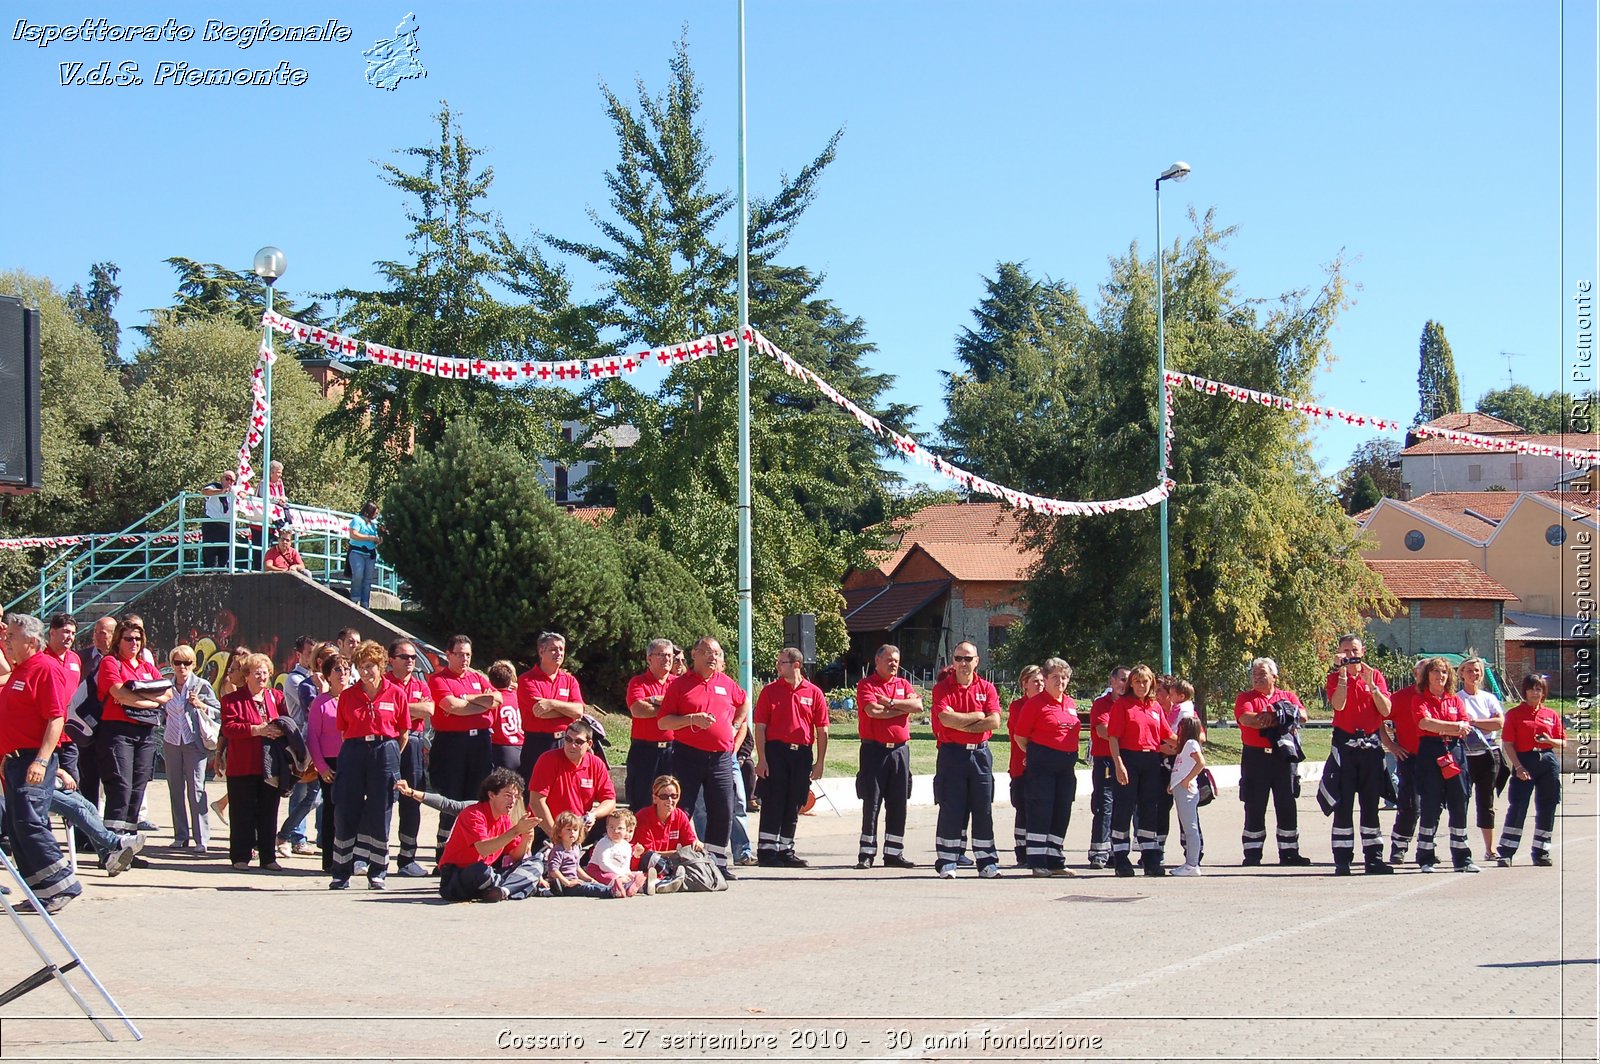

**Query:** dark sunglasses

left=391, top=653, right=416, bottom=661
left=655, top=792, right=680, bottom=800
left=954, top=655, right=976, bottom=663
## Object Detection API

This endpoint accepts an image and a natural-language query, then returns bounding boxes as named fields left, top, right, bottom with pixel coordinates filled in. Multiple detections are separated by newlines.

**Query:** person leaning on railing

left=346, top=502, right=381, bottom=609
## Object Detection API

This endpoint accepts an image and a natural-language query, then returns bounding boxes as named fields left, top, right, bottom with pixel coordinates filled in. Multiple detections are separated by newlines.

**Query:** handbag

left=1196, top=767, right=1218, bottom=807
left=190, top=703, right=221, bottom=751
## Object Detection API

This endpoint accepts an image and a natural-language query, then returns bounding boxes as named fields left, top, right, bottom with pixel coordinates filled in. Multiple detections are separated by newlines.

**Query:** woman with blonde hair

left=1005, top=664, right=1044, bottom=866
left=1456, top=657, right=1504, bottom=863
left=219, top=652, right=287, bottom=870
left=163, top=644, right=219, bottom=854
left=1405, top=657, right=1477, bottom=872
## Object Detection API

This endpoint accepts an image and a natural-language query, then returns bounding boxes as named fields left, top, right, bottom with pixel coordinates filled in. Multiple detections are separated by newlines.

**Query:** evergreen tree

left=543, top=38, right=909, bottom=664
left=64, top=261, right=122, bottom=367
left=153, top=257, right=325, bottom=334
left=1348, top=472, right=1383, bottom=513
left=1416, top=320, right=1461, bottom=424
left=322, top=103, right=572, bottom=496
left=1337, top=437, right=1403, bottom=511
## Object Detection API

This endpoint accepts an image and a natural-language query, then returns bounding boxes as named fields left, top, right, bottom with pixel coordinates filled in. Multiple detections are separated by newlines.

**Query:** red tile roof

left=842, top=579, right=950, bottom=633
left=1406, top=492, right=1519, bottom=522
left=866, top=502, right=1039, bottom=583
left=564, top=506, right=614, bottom=526
left=1364, top=559, right=1518, bottom=601
left=1416, top=411, right=1524, bottom=435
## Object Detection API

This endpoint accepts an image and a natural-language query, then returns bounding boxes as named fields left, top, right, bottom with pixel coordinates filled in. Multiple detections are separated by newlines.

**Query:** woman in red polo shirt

left=1006, top=665, right=1044, bottom=867
left=1013, top=659, right=1080, bottom=877
left=1496, top=673, right=1569, bottom=867
left=95, top=615, right=173, bottom=838
left=219, top=653, right=287, bottom=870
left=1107, top=664, right=1174, bottom=877
left=631, top=773, right=702, bottom=894
left=1408, top=657, right=1477, bottom=873
left=329, top=641, right=407, bottom=890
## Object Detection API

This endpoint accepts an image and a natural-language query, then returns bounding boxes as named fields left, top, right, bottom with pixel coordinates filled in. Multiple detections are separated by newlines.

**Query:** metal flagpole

left=735, top=0, right=754, bottom=695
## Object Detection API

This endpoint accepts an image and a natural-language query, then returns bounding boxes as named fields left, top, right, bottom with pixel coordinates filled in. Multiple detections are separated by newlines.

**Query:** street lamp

left=252, top=246, right=285, bottom=574
left=1154, top=162, right=1188, bottom=674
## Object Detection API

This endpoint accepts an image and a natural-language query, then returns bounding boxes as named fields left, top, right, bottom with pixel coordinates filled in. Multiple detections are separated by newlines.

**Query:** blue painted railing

left=3, top=492, right=399, bottom=619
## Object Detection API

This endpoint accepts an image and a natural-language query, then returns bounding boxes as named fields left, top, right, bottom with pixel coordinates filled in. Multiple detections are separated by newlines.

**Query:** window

left=1510, top=462, right=1525, bottom=480
left=1404, top=529, right=1426, bottom=552
left=1533, top=646, right=1559, bottom=677
left=1546, top=524, right=1567, bottom=547
left=1468, top=464, right=1483, bottom=482
left=987, top=621, right=1011, bottom=652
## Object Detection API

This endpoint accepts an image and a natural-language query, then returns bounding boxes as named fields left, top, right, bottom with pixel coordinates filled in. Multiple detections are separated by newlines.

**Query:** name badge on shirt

left=580, top=778, right=592, bottom=788
left=379, top=702, right=395, bottom=713
left=69, top=663, right=80, bottom=672
left=975, top=692, right=987, bottom=702
left=714, top=685, right=728, bottom=696
left=668, top=831, right=680, bottom=840
left=558, top=687, right=569, bottom=697
left=9, top=680, right=23, bottom=691
left=469, top=681, right=482, bottom=692
left=799, top=696, right=813, bottom=706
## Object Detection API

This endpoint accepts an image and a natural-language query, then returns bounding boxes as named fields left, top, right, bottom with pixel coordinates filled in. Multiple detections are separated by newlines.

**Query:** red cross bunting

left=520, top=362, right=536, bottom=379
left=622, top=357, right=639, bottom=373
left=421, top=358, right=437, bottom=374
left=310, top=328, right=326, bottom=345
left=672, top=346, right=687, bottom=362
left=537, top=365, right=553, bottom=381
left=554, top=364, right=576, bottom=381
left=604, top=360, right=620, bottom=376
left=404, top=353, right=420, bottom=370
left=473, top=359, right=488, bottom=374
left=657, top=350, right=672, bottom=365
left=721, top=333, right=737, bottom=350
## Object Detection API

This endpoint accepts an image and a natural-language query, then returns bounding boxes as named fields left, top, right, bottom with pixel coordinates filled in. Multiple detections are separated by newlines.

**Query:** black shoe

left=1143, top=863, right=1167, bottom=877
left=1279, top=853, right=1313, bottom=867
left=1241, top=855, right=1262, bottom=867
left=1532, top=852, right=1554, bottom=867
left=136, top=820, right=159, bottom=832
left=756, top=854, right=783, bottom=868
left=1333, top=863, right=1352, bottom=876
left=854, top=857, right=873, bottom=869
left=777, top=851, right=808, bottom=868
left=882, top=854, right=916, bottom=869
left=1364, top=860, right=1394, bottom=875
left=721, top=866, right=738, bottom=881
left=1113, top=859, right=1137, bottom=878
left=1388, top=850, right=1405, bottom=866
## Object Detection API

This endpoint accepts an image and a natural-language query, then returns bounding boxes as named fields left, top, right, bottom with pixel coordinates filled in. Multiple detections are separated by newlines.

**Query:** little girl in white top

left=1167, top=716, right=1207, bottom=876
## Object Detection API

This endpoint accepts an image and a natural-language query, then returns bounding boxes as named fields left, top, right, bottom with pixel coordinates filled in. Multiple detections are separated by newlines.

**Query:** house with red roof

left=839, top=502, right=1040, bottom=678
left=1399, top=411, right=1584, bottom=496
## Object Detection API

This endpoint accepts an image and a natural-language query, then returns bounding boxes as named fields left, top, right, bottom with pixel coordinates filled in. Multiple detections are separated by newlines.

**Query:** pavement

left=0, top=773, right=1594, bottom=1063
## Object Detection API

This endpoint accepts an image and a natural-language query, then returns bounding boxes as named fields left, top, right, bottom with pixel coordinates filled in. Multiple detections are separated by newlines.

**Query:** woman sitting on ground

left=631, top=773, right=703, bottom=894
left=420, top=768, right=548, bottom=903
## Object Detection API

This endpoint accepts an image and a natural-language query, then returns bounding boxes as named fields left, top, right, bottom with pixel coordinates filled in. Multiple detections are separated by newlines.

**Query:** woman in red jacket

left=219, top=653, right=287, bottom=870
left=95, top=615, right=173, bottom=838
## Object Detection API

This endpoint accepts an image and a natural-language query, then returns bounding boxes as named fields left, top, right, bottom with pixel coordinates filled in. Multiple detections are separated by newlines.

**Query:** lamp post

left=1154, top=162, right=1188, bottom=674
left=251, top=246, right=285, bottom=574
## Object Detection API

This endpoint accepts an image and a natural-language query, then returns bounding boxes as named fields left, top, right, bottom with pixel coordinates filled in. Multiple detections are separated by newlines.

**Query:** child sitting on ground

left=547, top=811, right=614, bottom=898
left=586, top=810, right=647, bottom=897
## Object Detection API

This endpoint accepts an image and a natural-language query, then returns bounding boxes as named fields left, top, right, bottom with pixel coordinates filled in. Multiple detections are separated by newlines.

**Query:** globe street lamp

left=1154, top=162, right=1188, bottom=673
left=251, top=246, right=285, bottom=574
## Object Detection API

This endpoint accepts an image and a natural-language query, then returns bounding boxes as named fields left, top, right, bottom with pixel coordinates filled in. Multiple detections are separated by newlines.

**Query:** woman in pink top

left=306, top=652, right=352, bottom=873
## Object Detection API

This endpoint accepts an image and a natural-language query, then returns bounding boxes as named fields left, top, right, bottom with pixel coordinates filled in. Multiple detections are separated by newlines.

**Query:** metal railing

left=3, top=492, right=399, bottom=619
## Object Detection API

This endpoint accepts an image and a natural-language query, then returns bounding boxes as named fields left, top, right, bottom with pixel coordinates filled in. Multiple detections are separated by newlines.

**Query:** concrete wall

left=124, top=572, right=438, bottom=690
left=1364, top=598, right=1505, bottom=668
left=946, top=582, right=1024, bottom=662
left=1400, top=453, right=1565, bottom=495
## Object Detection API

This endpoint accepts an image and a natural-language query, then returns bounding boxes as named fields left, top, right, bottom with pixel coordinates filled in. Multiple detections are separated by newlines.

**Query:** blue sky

left=3, top=1, right=1595, bottom=490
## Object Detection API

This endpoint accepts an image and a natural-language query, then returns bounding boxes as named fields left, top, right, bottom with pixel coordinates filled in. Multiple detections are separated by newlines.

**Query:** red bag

left=1437, top=752, right=1461, bottom=779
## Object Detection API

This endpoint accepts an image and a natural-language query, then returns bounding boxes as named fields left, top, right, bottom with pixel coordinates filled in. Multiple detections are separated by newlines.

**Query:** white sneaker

left=105, top=836, right=139, bottom=877
left=978, top=864, right=1002, bottom=879
left=353, top=861, right=369, bottom=876
left=1171, top=864, right=1202, bottom=877
left=937, top=867, right=955, bottom=880
left=398, top=861, right=429, bottom=878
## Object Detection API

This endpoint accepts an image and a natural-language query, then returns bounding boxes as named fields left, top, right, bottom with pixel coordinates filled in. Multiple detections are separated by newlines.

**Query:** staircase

left=4, top=492, right=400, bottom=620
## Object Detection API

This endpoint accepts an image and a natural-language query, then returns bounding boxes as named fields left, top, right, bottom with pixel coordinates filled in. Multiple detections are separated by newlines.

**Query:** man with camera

left=1324, top=634, right=1394, bottom=875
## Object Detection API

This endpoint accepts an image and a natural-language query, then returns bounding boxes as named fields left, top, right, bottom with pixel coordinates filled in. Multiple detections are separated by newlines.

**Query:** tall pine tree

left=1416, top=320, right=1461, bottom=425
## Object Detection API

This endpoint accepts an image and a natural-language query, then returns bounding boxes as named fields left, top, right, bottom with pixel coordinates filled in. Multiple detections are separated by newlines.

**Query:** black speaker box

left=783, top=612, right=817, bottom=665
left=0, top=295, right=43, bottom=494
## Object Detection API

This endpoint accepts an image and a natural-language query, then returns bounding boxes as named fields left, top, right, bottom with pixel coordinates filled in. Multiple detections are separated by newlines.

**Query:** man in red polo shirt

left=516, top=632, right=585, bottom=779
left=427, top=635, right=500, bottom=863
left=1324, top=634, right=1393, bottom=875
left=1233, top=656, right=1311, bottom=867
left=387, top=639, right=435, bottom=877
left=931, top=641, right=1003, bottom=879
left=1086, top=665, right=1128, bottom=868
left=1, top=613, right=81, bottom=913
left=754, top=647, right=829, bottom=867
left=624, top=639, right=676, bottom=813
left=528, top=719, right=612, bottom=844
left=659, top=636, right=745, bottom=877
left=854, top=644, right=920, bottom=869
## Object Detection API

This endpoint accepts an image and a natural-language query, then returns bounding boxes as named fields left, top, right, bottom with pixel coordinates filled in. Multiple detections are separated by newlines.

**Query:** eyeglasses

left=562, top=735, right=589, bottom=747
left=954, top=655, right=976, bottom=663
left=391, top=653, right=416, bottom=661
left=172, top=661, right=195, bottom=668
left=121, top=634, right=143, bottom=643
left=655, top=792, right=680, bottom=801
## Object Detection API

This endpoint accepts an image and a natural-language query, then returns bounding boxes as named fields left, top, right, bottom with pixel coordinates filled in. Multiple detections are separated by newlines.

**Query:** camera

left=1341, top=655, right=1364, bottom=668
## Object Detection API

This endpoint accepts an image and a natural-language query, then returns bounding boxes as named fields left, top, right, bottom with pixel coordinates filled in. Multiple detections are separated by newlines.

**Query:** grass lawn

left=594, top=711, right=1337, bottom=777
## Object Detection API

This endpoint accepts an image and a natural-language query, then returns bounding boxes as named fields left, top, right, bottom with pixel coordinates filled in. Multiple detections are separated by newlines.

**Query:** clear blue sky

left=4, top=1, right=1595, bottom=489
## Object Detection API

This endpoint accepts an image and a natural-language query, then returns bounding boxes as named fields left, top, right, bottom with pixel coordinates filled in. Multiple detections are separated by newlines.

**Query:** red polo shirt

left=1233, top=688, right=1303, bottom=749
left=1012, top=691, right=1082, bottom=755
left=931, top=673, right=998, bottom=745
left=219, top=687, right=285, bottom=776
left=97, top=654, right=164, bottom=725
left=336, top=679, right=408, bottom=740
left=1111, top=694, right=1173, bottom=753
left=45, top=648, right=81, bottom=748
left=625, top=671, right=674, bottom=743
left=427, top=668, right=493, bottom=732
left=631, top=804, right=697, bottom=867
left=490, top=687, right=523, bottom=746
left=1413, top=689, right=1467, bottom=741
left=388, top=672, right=433, bottom=734
left=1504, top=703, right=1566, bottom=753
left=1005, top=697, right=1028, bottom=777
left=660, top=670, right=745, bottom=753
left=754, top=678, right=829, bottom=746
left=1326, top=670, right=1390, bottom=734
left=0, top=652, right=69, bottom=758
left=1088, top=692, right=1117, bottom=758
left=528, top=747, right=615, bottom=822
left=1388, top=688, right=1424, bottom=754
left=439, top=800, right=511, bottom=868
left=855, top=672, right=916, bottom=744
left=516, top=667, right=585, bottom=737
